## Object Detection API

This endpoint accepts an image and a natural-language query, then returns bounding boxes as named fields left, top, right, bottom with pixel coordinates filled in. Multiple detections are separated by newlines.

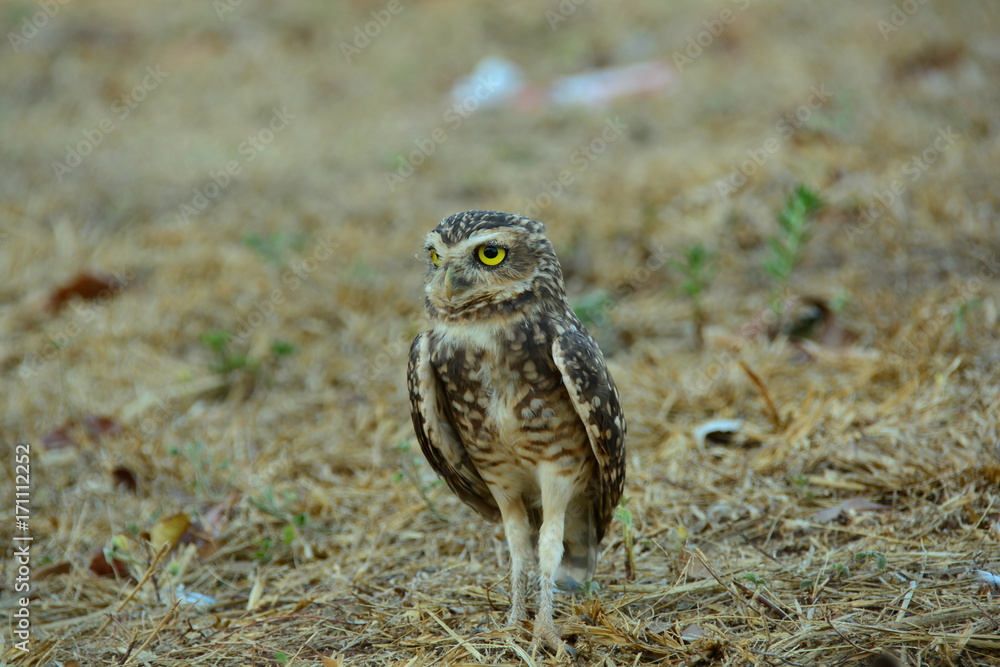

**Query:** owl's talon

left=533, top=618, right=574, bottom=659
left=505, top=610, right=527, bottom=630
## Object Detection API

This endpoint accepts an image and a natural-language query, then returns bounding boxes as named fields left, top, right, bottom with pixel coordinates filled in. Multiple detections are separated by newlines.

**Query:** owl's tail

left=555, top=506, right=597, bottom=591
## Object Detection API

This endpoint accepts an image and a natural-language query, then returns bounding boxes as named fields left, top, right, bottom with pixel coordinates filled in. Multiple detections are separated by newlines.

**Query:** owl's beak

left=444, top=266, right=468, bottom=300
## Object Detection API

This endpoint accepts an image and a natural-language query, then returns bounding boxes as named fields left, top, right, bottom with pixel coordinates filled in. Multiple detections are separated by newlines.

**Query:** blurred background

left=2, top=1, right=999, bottom=664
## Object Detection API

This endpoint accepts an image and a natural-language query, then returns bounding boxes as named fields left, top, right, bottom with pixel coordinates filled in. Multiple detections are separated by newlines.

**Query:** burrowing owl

left=407, top=210, right=626, bottom=653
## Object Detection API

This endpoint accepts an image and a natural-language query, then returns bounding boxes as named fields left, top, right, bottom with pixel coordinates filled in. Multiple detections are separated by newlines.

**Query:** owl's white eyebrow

left=467, top=232, right=507, bottom=246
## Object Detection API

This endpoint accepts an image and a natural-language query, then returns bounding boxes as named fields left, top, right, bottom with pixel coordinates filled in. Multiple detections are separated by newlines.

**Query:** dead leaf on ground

left=150, top=512, right=192, bottom=551
left=47, top=271, right=127, bottom=312
left=88, top=549, right=129, bottom=578
left=178, top=520, right=218, bottom=557
left=39, top=424, right=77, bottom=450
left=35, top=561, right=73, bottom=579
left=812, top=498, right=888, bottom=523
left=111, top=466, right=138, bottom=493
left=683, top=555, right=712, bottom=580
left=83, top=413, right=123, bottom=439
left=40, top=414, right=124, bottom=451
left=202, top=492, right=241, bottom=537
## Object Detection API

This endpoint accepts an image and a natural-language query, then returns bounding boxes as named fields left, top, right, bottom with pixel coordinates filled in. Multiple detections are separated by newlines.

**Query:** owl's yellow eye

left=429, top=249, right=440, bottom=266
left=477, top=245, right=506, bottom=266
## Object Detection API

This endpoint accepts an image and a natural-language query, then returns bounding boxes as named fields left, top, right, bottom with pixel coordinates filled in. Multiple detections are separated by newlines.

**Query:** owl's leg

left=497, top=496, right=532, bottom=627
left=533, top=469, right=576, bottom=654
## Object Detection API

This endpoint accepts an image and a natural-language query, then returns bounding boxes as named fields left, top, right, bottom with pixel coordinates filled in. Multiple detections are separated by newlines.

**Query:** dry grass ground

left=2, top=1, right=1000, bottom=665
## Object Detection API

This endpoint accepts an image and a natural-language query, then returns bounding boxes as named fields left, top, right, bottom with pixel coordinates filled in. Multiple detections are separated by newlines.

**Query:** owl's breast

left=430, top=324, right=589, bottom=474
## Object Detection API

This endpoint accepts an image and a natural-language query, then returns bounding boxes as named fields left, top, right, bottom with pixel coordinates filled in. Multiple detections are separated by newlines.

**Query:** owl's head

left=420, top=210, right=567, bottom=322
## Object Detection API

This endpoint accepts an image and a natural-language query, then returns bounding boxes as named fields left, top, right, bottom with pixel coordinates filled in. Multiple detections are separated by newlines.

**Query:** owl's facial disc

left=423, top=229, right=538, bottom=313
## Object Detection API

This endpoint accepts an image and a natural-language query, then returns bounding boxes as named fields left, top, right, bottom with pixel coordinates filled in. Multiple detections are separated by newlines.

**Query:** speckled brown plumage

left=406, top=210, right=626, bottom=653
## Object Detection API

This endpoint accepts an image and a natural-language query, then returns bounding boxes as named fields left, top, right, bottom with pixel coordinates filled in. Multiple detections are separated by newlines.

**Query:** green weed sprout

left=854, top=550, right=887, bottom=571
left=763, top=184, right=824, bottom=294
left=670, top=244, right=716, bottom=348
left=199, top=331, right=298, bottom=394
left=243, top=232, right=306, bottom=266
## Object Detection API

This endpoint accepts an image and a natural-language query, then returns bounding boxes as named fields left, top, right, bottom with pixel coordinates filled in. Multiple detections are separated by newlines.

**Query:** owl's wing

left=407, top=332, right=501, bottom=522
left=552, top=329, right=626, bottom=543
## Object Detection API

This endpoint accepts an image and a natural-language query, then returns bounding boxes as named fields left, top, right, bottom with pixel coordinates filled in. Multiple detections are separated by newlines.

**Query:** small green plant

left=789, top=473, right=814, bottom=500
left=763, top=184, right=824, bottom=290
left=800, top=561, right=852, bottom=590
left=169, top=439, right=228, bottom=492
left=670, top=244, right=716, bottom=348
left=394, top=442, right=447, bottom=522
left=243, top=232, right=306, bottom=266
left=200, top=331, right=298, bottom=395
left=250, top=487, right=298, bottom=517
left=830, top=288, right=849, bottom=312
left=854, top=550, right=887, bottom=571
left=614, top=497, right=636, bottom=581
left=743, top=572, right=767, bottom=586
left=253, top=537, right=274, bottom=562
left=580, top=580, right=602, bottom=599
left=280, top=512, right=308, bottom=547
left=953, top=298, right=982, bottom=336
left=572, top=290, right=613, bottom=329
left=201, top=330, right=256, bottom=374
left=104, top=535, right=135, bottom=569
left=271, top=340, right=297, bottom=357
left=248, top=488, right=313, bottom=559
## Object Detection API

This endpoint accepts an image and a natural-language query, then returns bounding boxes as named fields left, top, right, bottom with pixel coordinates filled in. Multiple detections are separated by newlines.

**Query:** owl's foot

left=505, top=603, right=528, bottom=629
left=533, top=617, right=576, bottom=660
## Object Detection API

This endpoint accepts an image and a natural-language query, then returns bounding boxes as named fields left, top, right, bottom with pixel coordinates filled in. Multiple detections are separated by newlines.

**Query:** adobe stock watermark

left=11, top=442, right=32, bottom=652
left=339, top=0, right=409, bottom=63
left=214, top=0, right=249, bottom=20
left=230, top=233, right=339, bottom=344
left=546, top=0, right=621, bottom=30
left=350, top=329, right=413, bottom=389
left=177, top=107, right=295, bottom=224
left=671, top=0, right=752, bottom=72
left=877, top=0, right=930, bottom=40
left=887, top=253, right=999, bottom=369
left=7, top=0, right=70, bottom=52
left=120, top=394, right=183, bottom=452
left=50, top=64, right=169, bottom=182
left=521, top=116, right=628, bottom=219
left=581, top=242, right=672, bottom=329
left=383, top=73, right=502, bottom=191
left=715, top=84, right=832, bottom=198
left=19, top=269, right=137, bottom=379
left=844, top=126, right=960, bottom=242
left=685, top=289, right=797, bottom=394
